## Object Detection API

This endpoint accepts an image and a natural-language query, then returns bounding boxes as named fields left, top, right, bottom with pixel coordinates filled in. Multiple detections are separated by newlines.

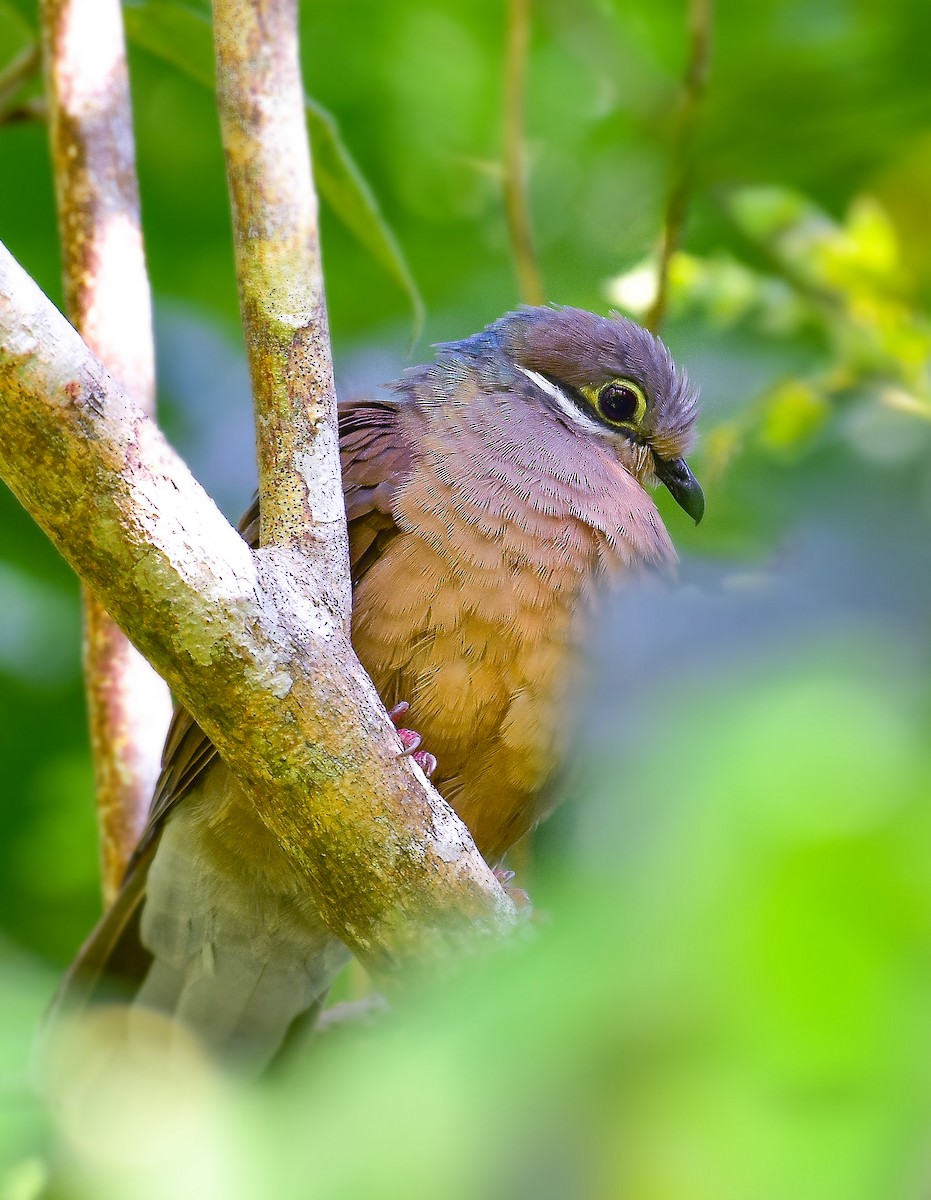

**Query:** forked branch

left=0, top=242, right=515, bottom=978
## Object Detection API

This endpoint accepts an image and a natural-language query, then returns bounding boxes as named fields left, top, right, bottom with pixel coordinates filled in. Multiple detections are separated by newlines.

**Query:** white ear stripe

left=515, top=366, right=604, bottom=435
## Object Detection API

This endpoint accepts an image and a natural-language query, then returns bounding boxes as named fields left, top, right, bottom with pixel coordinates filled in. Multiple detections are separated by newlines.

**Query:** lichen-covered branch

left=41, top=0, right=172, bottom=902
left=502, top=0, right=543, bottom=306
left=645, top=0, right=713, bottom=333
left=0, top=243, right=515, bottom=973
left=205, top=0, right=509, bottom=965
left=214, top=0, right=347, bottom=597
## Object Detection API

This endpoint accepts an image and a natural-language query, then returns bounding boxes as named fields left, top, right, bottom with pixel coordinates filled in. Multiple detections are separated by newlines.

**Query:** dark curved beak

left=654, top=456, right=704, bottom=525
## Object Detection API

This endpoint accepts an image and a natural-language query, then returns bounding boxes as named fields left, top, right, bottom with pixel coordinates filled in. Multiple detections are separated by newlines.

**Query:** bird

left=55, top=305, right=702, bottom=1071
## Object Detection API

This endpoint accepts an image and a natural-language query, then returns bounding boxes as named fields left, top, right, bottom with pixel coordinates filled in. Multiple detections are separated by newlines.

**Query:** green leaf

left=0, top=0, right=36, bottom=33
left=123, top=0, right=424, bottom=337
left=123, top=2, right=215, bottom=88
left=303, top=96, right=424, bottom=341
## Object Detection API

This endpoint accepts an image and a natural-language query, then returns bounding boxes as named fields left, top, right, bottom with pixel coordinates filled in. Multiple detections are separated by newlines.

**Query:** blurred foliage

left=2, top=0, right=931, bottom=1195
left=121, top=0, right=424, bottom=335
left=611, top=185, right=931, bottom=483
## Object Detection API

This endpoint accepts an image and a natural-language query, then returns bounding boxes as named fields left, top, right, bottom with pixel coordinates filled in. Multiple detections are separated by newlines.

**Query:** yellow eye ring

left=594, top=379, right=647, bottom=427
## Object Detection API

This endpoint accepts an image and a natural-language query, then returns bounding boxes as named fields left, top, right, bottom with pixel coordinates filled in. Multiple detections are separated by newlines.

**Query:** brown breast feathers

left=345, top=380, right=674, bottom=862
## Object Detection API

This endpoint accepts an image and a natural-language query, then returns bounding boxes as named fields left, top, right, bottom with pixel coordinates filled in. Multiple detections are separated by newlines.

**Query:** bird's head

left=490, top=306, right=704, bottom=524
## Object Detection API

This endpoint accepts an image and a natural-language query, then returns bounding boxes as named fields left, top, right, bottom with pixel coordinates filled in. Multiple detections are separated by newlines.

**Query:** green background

left=1, top=0, right=931, bottom=1196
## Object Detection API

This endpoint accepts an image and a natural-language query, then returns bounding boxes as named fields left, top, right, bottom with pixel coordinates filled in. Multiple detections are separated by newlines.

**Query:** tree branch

left=502, top=0, right=543, bottom=306
left=645, top=0, right=713, bottom=334
left=0, top=243, right=515, bottom=975
left=214, top=0, right=347, bottom=583
left=41, top=0, right=172, bottom=903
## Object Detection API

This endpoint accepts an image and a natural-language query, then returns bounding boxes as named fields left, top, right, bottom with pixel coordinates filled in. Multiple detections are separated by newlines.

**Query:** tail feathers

left=50, top=844, right=155, bottom=1017
left=51, top=795, right=349, bottom=1074
left=135, top=805, right=349, bottom=1071
left=133, top=933, right=348, bottom=1069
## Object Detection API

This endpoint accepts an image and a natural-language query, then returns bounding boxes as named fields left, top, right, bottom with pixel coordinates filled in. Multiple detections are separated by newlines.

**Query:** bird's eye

left=596, top=380, right=647, bottom=426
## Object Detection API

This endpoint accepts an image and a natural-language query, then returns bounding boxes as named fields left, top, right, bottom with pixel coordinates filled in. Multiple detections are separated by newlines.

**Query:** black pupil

left=599, top=384, right=639, bottom=424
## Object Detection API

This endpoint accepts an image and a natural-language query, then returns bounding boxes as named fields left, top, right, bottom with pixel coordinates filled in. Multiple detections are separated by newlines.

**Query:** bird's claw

left=388, top=702, right=438, bottom=779
left=410, top=749, right=438, bottom=778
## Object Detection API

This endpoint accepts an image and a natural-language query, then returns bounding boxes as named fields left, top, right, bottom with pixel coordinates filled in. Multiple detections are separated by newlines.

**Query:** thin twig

left=41, top=0, right=171, bottom=903
left=645, top=0, right=713, bottom=333
left=502, top=0, right=544, bottom=306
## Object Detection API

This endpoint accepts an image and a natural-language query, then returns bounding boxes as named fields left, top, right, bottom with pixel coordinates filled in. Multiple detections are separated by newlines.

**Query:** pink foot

left=388, top=701, right=438, bottom=779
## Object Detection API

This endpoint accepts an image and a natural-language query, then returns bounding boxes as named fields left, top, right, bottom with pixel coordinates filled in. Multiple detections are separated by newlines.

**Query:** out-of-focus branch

left=502, top=0, right=543, bottom=306
left=0, top=242, right=515, bottom=976
left=41, top=0, right=171, bottom=903
left=645, top=0, right=713, bottom=334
